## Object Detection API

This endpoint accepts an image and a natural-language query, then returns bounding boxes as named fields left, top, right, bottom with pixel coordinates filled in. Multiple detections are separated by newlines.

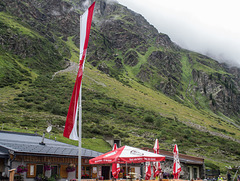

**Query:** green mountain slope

left=0, top=0, right=239, bottom=173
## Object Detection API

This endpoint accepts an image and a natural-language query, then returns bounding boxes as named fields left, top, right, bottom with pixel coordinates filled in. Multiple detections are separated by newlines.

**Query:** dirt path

left=52, top=61, right=106, bottom=87
left=178, top=119, right=240, bottom=143
left=52, top=61, right=78, bottom=79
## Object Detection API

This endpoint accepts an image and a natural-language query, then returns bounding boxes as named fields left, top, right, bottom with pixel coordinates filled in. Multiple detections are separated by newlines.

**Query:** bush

left=144, top=116, right=154, bottom=123
left=0, top=116, right=16, bottom=124
left=91, top=127, right=102, bottom=134
left=154, top=119, right=162, bottom=127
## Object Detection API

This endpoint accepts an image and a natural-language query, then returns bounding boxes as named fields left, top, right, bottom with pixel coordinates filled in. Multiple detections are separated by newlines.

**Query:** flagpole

left=78, top=13, right=83, bottom=181
left=78, top=86, right=82, bottom=181
left=63, top=3, right=95, bottom=180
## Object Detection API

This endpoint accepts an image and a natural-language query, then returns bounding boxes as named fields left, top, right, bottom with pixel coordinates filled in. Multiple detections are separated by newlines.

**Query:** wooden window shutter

left=27, top=164, right=36, bottom=178
left=60, top=165, right=68, bottom=178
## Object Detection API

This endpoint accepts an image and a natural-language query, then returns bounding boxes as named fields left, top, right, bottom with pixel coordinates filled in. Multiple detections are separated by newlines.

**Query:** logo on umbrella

left=130, top=150, right=144, bottom=156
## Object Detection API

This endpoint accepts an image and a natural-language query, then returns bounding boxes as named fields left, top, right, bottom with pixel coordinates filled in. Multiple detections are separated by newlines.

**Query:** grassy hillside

left=0, top=0, right=239, bottom=174
left=1, top=63, right=240, bottom=173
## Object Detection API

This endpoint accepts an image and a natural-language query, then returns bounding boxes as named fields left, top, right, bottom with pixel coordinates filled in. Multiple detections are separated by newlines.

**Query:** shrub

left=154, top=119, right=162, bottom=127
left=144, top=116, right=154, bottom=123
left=91, top=127, right=102, bottom=134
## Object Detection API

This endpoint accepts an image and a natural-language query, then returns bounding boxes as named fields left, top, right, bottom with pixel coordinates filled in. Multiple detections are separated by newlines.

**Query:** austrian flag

left=63, top=2, right=95, bottom=140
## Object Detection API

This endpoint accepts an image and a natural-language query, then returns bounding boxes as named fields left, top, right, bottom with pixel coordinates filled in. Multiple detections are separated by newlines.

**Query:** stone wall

left=160, top=159, right=204, bottom=180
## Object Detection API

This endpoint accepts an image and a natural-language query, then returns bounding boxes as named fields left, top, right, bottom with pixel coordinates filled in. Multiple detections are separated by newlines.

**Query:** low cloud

left=117, top=0, right=240, bottom=67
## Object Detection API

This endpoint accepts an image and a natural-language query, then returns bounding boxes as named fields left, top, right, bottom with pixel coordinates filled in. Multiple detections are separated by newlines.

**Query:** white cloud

left=117, top=0, right=240, bottom=67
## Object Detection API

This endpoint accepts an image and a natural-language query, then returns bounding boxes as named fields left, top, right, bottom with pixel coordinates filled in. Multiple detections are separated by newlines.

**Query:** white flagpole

left=78, top=14, right=83, bottom=181
left=78, top=2, right=95, bottom=179
left=79, top=59, right=86, bottom=181
left=78, top=86, right=82, bottom=181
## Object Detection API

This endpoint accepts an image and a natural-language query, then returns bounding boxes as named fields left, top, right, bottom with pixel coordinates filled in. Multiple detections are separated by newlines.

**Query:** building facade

left=142, top=148, right=205, bottom=180
left=0, top=131, right=205, bottom=180
left=0, top=131, right=102, bottom=181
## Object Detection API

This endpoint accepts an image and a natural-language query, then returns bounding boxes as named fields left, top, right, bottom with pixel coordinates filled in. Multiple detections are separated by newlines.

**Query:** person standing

left=227, top=171, right=231, bottom=181
left=217, top=175, right=223, bottom=181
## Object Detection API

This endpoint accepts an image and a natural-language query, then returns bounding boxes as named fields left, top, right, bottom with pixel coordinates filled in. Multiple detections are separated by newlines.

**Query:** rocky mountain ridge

left=1, top=0, right=240, bottom=134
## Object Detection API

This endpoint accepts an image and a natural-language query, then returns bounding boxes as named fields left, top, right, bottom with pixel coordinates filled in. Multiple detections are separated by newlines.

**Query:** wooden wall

left=15, top=155, right=78, bottom=164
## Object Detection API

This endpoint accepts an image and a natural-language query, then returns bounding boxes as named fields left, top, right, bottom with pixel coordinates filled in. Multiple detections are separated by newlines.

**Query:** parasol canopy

left=89, top=145, right=165, bottom=164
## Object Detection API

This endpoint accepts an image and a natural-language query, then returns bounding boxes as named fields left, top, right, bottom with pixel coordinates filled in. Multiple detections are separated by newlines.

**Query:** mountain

left=0, top=0, right=239, bottom=172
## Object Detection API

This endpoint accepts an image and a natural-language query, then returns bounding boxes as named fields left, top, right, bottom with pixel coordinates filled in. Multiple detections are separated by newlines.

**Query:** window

left=81, top=166, right=91, bottom=178
left=92, top=167, right=97, bottom=178
left=86, top=166, right=90, bottom=176
left=193, top=167, right=198, bottom=179
left=188, top=166, right=193, bottom=180
left=36, top=165, right=44, bottom=177
left=51, top=166, right=58, bottom=176
left=27, top=164, right=36, bottom=178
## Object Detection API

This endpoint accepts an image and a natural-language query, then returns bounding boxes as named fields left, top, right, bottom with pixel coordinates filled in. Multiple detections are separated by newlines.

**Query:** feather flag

left=173, top=144, right=181, bottom=179
left=112, top=143, right=120, bottom=178
left=63, top=2, right=95, bottom=140
left=145, top=161, right=151, bottom=180
left=145, top=150, right=151, bottom=180
left=153, top=139, right=162, bottom=177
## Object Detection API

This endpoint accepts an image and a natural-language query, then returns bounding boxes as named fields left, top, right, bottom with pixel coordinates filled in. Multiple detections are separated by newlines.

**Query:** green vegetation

left=0, top=12, right=40, bottom=38
left=0, top=14, right=67, bottom=87
left=0, top=0, right=239, bottom=174
left=1, top=69, right=239, bottom=172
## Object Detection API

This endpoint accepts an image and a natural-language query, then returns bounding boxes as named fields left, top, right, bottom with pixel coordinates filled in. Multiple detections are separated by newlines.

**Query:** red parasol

left=89, top=145, right=165, bottom=164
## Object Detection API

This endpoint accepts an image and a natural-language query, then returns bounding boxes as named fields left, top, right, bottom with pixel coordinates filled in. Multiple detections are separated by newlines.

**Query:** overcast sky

left=116, top=0, right=240, bottom=67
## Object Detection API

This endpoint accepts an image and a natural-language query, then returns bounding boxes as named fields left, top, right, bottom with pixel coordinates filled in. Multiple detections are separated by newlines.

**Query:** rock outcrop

left=1, top=0, right=240, bottom=119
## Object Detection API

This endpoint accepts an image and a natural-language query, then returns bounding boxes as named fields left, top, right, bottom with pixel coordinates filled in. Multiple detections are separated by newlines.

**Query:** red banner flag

left=63, top=2, right=95, bottom=140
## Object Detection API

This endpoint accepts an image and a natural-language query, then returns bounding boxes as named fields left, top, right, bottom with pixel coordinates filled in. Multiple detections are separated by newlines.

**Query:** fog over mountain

left=117, top=0, right=240, bottom=68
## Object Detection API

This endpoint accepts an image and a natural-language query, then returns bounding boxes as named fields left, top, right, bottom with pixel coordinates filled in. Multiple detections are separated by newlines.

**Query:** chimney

left=39, top=132, right=46, bottom=145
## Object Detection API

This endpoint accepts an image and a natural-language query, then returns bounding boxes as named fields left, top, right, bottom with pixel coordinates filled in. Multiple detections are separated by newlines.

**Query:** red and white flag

left=173, top=144, right=181, bottom=179
left=153, top=139, right=162, bottom=177
left=145, top=150, right=151, bottom=180
left=112, top=143, right=120, bottom=178
left=153, top=139, right=160, bottom=154
left=145, top=161, right=151, bottom=180
left=63, top=2, right=95, bottom=140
